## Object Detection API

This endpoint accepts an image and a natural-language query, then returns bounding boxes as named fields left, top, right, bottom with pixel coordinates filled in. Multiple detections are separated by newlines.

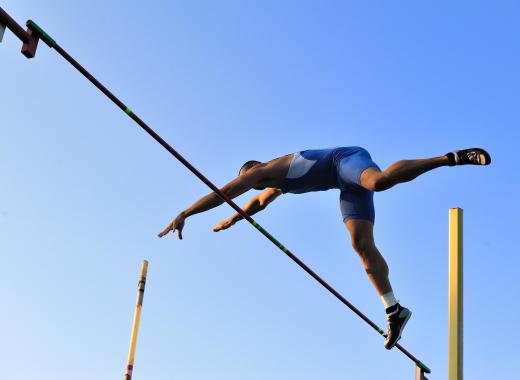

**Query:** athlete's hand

left=213, top=218, right=235, bottom=232
left=158, top=213, right=186, bottom=239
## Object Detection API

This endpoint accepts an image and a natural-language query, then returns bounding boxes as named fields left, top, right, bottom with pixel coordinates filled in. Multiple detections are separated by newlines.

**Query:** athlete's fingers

left=225, top=220, right=234, bottom=229
left=158, top=222, right=173, bottom=238
left=177, top=225, right=183, bottom=240
left=213, top=220, right=226, bottom=232
left=157, top=226, right=168, bottom=238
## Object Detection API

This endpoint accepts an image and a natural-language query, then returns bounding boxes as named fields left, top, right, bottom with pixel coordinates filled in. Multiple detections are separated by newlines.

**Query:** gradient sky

left=1, top=1, right=518, bottom=379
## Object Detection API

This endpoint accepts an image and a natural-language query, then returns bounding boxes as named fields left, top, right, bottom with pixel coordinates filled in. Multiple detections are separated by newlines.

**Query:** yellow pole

left=124, top=260, right=149, bottom=380
left=449, top=208, right=463, bottom=380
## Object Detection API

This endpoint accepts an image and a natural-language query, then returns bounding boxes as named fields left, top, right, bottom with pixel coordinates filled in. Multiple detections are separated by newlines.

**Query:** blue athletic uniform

left=278, top=147, right=380, bottom=223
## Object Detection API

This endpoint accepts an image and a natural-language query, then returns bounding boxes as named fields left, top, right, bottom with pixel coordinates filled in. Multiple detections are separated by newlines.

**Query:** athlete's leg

left=345, top=219, right=412, bottom=349
left=360, top=147, right=491, bottom=192
left=360, top=155, right=449, bottom=192
left=345, top=219, right=392, bottom=295
left=341, top=191, right=412, bottom=349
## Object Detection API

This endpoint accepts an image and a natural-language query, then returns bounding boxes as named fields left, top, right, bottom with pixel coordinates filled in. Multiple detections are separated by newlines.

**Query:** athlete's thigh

left=339, top=187, right=376, bottom=224
left=345, top=219, right=375, bottom=242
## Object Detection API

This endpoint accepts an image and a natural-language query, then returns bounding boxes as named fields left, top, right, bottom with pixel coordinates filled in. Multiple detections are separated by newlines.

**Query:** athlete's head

left=238, top=160, right=261, bottom=176
left=238, top=160, right=265, bottom=190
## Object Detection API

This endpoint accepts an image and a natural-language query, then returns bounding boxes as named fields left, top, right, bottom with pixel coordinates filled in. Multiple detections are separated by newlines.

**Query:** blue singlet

left=278, top=146, right=380, bottom=223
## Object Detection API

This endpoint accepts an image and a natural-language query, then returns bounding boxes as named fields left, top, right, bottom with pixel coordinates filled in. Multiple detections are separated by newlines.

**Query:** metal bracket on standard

left=21, top=22, right=39, bottom=58
left=416, top=366, right=429, bottom=380
left=0, top=22, right=6, bottom=42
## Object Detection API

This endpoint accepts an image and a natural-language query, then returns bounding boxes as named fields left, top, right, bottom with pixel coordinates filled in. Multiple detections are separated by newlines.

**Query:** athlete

left=158, top=147, right=491, bottom=349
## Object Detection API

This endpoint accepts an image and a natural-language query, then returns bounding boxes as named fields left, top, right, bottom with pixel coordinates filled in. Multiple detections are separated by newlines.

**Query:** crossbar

left=0, top=6, right=431, bottom=375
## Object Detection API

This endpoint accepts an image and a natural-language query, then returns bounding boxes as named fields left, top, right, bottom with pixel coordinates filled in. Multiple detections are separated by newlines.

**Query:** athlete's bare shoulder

left=256, top=153, right=293, bottom=186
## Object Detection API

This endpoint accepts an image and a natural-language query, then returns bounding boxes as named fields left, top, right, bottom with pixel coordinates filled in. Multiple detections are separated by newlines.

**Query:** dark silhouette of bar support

left=0, top=6, right=431, bottom=378
left=0, top=7, right=40, bottom=57
left=0, top=7, right=29, bottom=43
left=0, top=22, right=6, bottom=42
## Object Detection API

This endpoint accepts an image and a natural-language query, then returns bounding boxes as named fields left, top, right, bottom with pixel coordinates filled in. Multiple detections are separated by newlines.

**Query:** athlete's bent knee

left=362, top=174, right=391, bottom=192
left=373, top=176, right=392, bottom=192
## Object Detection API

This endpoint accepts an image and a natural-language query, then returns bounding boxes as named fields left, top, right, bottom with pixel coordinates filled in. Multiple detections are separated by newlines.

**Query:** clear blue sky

left=1, top=1, right=518, bottom=379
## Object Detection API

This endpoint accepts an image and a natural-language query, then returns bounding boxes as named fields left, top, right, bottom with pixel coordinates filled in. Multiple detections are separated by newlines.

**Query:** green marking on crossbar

left=252, top=221, right=289, bottom=253
left=26, top=20, right=56, bottom=47
left=124, top=108, right=134, bottom=117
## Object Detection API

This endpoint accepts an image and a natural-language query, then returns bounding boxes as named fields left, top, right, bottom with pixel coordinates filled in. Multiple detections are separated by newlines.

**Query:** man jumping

left=158, top=146, right=490, bottom=349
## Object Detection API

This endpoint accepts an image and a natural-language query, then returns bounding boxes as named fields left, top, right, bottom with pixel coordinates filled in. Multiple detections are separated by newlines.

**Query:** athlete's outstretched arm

left=158, top=168, right=269, bottom=239
left=213, top=188, right=282, bottom=232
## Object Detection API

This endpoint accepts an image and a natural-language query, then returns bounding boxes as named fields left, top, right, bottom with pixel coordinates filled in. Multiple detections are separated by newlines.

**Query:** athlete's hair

left=238, top=160, right=261, bottom=176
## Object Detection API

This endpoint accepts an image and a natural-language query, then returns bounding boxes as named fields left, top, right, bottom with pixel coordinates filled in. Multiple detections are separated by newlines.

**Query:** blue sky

left=1, top=1, right=518, bottom=379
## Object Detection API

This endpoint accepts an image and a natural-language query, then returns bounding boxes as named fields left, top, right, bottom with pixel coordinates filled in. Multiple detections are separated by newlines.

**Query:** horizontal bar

left=52, top=38, right=431, bottom=374
left=0, top=5, right=431, bottom=374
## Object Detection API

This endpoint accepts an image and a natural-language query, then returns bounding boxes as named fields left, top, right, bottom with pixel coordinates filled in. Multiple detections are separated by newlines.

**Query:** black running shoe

left=384, top=304, right=412, bottom=350
left=447, top=148, right=491, bottom=166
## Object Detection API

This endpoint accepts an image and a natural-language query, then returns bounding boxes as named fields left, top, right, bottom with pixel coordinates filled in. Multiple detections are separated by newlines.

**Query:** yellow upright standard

left=449, top=208, right=463, bottom=380
left=124, top=260, right=149, bottom=380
